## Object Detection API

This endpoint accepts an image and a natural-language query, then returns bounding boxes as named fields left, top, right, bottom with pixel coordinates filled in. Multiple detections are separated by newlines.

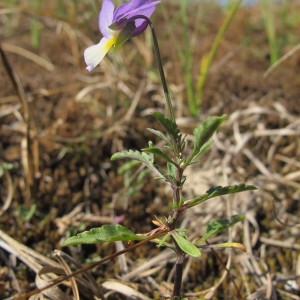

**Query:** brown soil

left=0, top=1, right=299, bottom=299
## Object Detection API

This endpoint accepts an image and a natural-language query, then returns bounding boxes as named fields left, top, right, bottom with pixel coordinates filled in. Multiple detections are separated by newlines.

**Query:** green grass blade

left=261, top=0, right=279, bottom=64
left=195, top=0, right=242, bottom=111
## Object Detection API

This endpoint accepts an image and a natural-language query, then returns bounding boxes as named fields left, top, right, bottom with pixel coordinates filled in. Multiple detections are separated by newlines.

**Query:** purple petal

left=132, top=20, right=148, bottom=35
left=131, top=5, right=156, bottom=29
left=99, top=0, right=115, bottom=38
left=117, top=17, right=148, bottom=37
left=113, top=0, right=160, bottom=24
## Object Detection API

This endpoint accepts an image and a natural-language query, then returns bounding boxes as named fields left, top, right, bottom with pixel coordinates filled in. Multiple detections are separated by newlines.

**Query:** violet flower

left=84, top=0, right=160, bottom=71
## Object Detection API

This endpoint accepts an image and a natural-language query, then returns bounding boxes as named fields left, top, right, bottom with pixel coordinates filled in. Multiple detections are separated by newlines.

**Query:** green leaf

left=184, top=184, right=257, bottom=209
left=197, top=215, right=245, bottom=244
left=111, top=149, right=164, bottom=178
left=186, top=115, right=227, bottom=166
left=157, top=232, right=171, bottom=247
left=19, top=204, right=36, bottom=221
left=117, top=160, right=141, bottom=175
left=112, top=149, right=153, bottom=163
left=142, top=147, right=178, bottom=166
left=152, top=112, right=180, bottom=142
left=62, top=225, right=145, bottom=246
left=0, top=162, right=13, bottom=177
left=147, top=128, right=169, bottom=144
left=171, top=231, right=201, bottom=257
left=191, top=140, right=214, bottom=164
left=167, top=162, right=177, bottom=177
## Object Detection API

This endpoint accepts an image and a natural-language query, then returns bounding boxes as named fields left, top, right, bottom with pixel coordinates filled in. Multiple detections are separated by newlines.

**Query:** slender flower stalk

left=146, top=17, right=176, bottom=122
left=127, top=15, right=175, bottom=121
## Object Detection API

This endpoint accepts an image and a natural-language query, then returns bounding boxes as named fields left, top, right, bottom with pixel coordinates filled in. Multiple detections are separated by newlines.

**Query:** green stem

left=133, top=15, right=176, bottom=122
left=149, top=22, right=175, bottom=122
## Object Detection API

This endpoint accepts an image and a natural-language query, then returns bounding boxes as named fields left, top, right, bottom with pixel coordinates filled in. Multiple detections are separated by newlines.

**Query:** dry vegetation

left=0, top=1, right=300, bottom=299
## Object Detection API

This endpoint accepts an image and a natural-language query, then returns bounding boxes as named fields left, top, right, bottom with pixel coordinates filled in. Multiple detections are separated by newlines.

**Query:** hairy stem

left=170, top=166, right=185, bottom=297
left=173, top=248, right=185, bottom=297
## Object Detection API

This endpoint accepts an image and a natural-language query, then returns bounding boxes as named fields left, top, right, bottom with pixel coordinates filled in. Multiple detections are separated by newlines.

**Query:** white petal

left=84, top=37, right=115, bottom=71
left=99, top=0, right=115, bottom=38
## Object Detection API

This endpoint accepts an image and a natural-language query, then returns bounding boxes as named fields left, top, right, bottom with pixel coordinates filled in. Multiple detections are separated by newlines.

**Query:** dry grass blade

left=239, top=213, right=300, bottom=299
left=254, top=125, right=300, bottom=137
left=60, top=22, right=80, bottom=66
left=297, top=254, right=300, bottom=289
left=276, top=289, right=300, bottom=300
left=0, top=229, right=65, bottom=300
left=243, top=148, right=272, bottom=177
left=75, top=81, right=111, bottom=101
left=264, top=43, right=300, bottom=78
left=0, top=169, right=13, bottom=215
left=0, top=230, right=59, bottom=273
left=0, top=45, right=30, bottom=128
left=33, top=273, right=72, bottom=300
left=8, top=229, right=170, bottom=299
left=40, top=251, right=105, bottom=300
left=53, top=250, right=79, bottom=300
left=122, top=80, right=146, bottom=122
left=260, top=237, right=300, bottom=250
left=0, top=44, right=39, bottom=200
left=122, top=249, right=174, bottom=281
left=54, top=202, right=114, bottom=235
left=1, top=43, right=55, bottom=71
left=102, top=280, right=152, bottom=300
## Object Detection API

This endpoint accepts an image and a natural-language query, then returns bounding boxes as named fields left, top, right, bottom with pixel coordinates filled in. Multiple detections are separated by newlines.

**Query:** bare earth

left=0, top=1, right=299, bottom=299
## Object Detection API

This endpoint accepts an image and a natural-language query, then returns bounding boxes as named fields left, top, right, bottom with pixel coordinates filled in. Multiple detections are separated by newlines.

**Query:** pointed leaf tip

left=171, top=231, right=201, bottom=258
left=184, top=184, right=257, bottom=209
left=151, top=112, right=180, bottom=141
left=186, top=115, right=227, bottom=165
left=111, top=149, right=164, bottom=178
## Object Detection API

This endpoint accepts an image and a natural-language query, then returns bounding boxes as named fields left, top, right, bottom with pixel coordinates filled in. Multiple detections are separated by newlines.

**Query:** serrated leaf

left=197, top=215, right=245, bottom=244
left=171, top=231, right=201, bottom=257
left=142, top=147, right=177, bottom=166
left=152, top=112, right=180, bottom=142
left=111, top=149, right=164, bottom=178
left=147, top=128, right=169, bottom=144
left=62, top=225, right=144, bottom=246
left=112, top=149, right=153, bottom=163
left=184, top=184, right=257, bottom=209
left=186, top=115, right=227, bottom=166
